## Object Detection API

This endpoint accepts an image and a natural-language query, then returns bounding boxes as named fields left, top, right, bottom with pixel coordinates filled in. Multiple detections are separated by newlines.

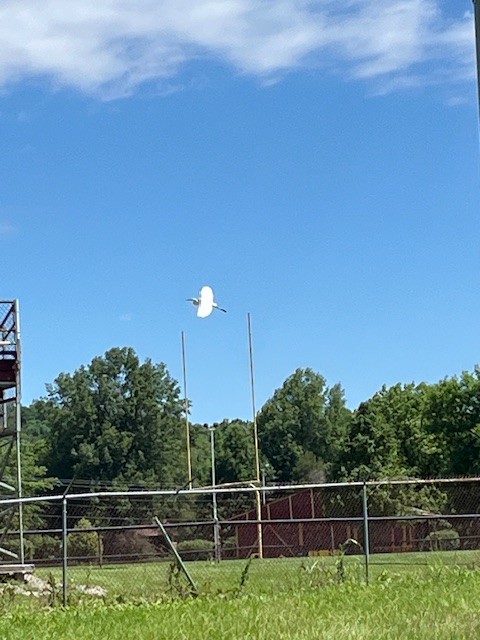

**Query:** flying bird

left=187, top=286, right=227, bottom=318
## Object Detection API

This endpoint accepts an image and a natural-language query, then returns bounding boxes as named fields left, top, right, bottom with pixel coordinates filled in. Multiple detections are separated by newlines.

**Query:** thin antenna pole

left=247, top=312, right=263, bottom=559
left=474, top=0, right=480, bottom=112
left=181, top=331, right=192, bottom=490
left=247, top=313, right=260, bottom=484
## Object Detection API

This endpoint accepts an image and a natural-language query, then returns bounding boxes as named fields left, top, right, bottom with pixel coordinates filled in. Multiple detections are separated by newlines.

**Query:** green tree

left=324, top=383, right=353, bottom=467
left=215, top=419, right=256, bottom=485
left=333, top=372, right=480, bottom=484
left=69, top=518, right=101, bottom=561
left=332, top=400, right=398, bottom=482
left=333, top=383, right=437, bottom=482
left=328, top=399, right=448, bottom=517
left=0, top=418, right=57, bottom=556
left=188, top=420, right=258, bottom=523
left=423, top=368, right=480, bottom=477
left=22, top=401, right=54, bottom=442
left=0, top=435, right=57, bottom=540
left=41, top=347, right=186, bottom=489
left=330, top=383, right=450, bottom=517
left=257, top=369, right=351, bottom=482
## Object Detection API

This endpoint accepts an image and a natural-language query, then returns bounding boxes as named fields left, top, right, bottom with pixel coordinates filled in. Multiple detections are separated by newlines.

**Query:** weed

left=4, top=568, right=480, bottom=640
left=0, top=582, right=18, bottom=615
left=82, top=565, right=92, bottom=589
left=165, top=561, right=195, bottom=600
left=46, top=572, right=58, bottom=607
left=237, top=556, right=253, bottom=591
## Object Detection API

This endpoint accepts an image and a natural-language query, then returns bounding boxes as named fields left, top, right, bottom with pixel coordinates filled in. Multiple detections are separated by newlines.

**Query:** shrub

left=177, top=539, right=213, bottom=561
left=31, top=535, right=61, bottom=561
left=5, top=536, right=35, bottom=562
left=103, top=530, right=158, bottom=562
left=222, top=536, right=237, bottom=549
left=422, top=528, right=460, bottom=552
left=69, top=518, right=101, bottom=562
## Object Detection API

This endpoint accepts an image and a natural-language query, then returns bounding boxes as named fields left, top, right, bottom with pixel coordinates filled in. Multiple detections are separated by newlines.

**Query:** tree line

left=17, top=346, right=480, bottom=496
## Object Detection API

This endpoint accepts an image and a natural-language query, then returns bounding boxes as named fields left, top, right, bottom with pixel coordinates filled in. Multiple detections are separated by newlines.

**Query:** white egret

left=187, top=286, right=226, bottom=318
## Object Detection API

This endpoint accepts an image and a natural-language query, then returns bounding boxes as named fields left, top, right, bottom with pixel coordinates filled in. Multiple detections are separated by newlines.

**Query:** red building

left=227, top=488, right=472, bottom=558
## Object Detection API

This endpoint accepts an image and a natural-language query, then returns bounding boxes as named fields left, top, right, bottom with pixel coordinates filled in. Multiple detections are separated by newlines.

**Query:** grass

left=2, top=566, right=480, bottom=639
left=31, top=548, right=480, bottom=600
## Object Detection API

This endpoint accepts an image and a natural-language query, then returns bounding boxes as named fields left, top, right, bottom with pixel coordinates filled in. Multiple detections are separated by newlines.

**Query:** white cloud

left=0, top=0, right=474, bottom=97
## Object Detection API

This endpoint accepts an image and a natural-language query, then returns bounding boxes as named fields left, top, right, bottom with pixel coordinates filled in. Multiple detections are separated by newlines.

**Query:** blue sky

left=0, top=0, right=478, bottom=424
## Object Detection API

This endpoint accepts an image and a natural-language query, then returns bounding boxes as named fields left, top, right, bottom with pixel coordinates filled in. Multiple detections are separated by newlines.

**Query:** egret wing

left=197, top=286, right=214, bottom=318
left=199, top=286, right=214, bottom=304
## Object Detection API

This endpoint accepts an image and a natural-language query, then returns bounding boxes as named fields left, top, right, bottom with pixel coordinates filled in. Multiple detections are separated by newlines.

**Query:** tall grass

left=34, top=548, right=480, bottom=601
left=2, top=565, right=480, bottom=639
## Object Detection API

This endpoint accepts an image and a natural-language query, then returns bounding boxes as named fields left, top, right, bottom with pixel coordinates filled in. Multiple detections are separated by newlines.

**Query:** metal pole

left=247, top=313, right=261, bottom=484
left=181, top=331, right=193, bottom=490
left=473, top=0, right=480, bottom=112
left=261, top=467, right=266, bottom=506
left=154, top=517, right=198, bottom=594
left=247, top=313, right=263, bottom=558
left=14, top=300, right=24, bottom=564
left=209, top=426, right=221, bottom=563
left=62, top=497, right=68, bottom=606
left=362, top=483, right=370, bottom=586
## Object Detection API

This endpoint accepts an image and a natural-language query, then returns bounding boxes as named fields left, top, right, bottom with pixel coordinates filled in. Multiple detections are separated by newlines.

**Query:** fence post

left=255, top=488, right=263, bottom=559
left=154, top=517, right=198, bottom=594
left=62, top=496, right=68, bottom=606
left=362, top=482, right=370, bottom=585
left=97, top=531, right=103, bottom=568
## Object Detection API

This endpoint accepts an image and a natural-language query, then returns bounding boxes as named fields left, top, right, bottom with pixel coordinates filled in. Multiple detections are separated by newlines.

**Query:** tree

left=332, top=383, right=439, bottom=482
left=330, top=383, right=450, bottom=517
left=40, top=347, right=186, bottom=489
left=0, top=408, right=57, bottom=555
left=214, top=419, right=256, bottom=485
left=192, top=420, right=259, bottom=523
left=332, top=400, right=398, bottom=482
left=422, top=368, right=480, bottom=477
left=333, top=372, right=480, bottom=483
left=257, top=369, right=351, bottom=482
left=324, top=383, right=353, bottom=467
left=69, top=518, right=101, bottom=561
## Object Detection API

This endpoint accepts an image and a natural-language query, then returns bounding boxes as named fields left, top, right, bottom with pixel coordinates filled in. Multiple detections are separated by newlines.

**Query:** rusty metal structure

left=0, top=300, right=23, bottom=564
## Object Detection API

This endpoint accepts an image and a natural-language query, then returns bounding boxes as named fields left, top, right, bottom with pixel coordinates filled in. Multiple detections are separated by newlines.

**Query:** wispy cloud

left=0, top=222, right=16, bottom=236
left=119, top=313, right=133, bottom=322
left=0, top=0, right=474, bottom=98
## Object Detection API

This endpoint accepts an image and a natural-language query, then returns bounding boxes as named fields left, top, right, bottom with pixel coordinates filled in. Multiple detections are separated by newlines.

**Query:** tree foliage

left=18, top=349, right=480, bottom=511
left=257, top=368, right=351, bottom=482
left=421, top=369, right=480, bottom=477
left=215, top=419, right=257, bottom=485
left=333, top=370, right=480, bottom=484
left=333, top=382, right=443, bottom=482
left=37, top=347, right=186, bottom=489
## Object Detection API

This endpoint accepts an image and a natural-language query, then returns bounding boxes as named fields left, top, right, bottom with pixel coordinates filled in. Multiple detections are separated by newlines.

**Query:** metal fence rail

left=2, top=477, right=480, bottom=605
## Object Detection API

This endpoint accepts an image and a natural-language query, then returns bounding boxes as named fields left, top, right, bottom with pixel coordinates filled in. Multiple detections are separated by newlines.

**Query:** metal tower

left=0, top=300, right=23, bottom=564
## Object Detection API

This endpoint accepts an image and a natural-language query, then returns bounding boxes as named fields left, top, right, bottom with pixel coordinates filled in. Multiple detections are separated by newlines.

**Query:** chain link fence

left=2, top=478, right=480, bottom=605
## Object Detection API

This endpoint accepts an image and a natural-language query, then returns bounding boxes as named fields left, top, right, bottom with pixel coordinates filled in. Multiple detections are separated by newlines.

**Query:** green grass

left=32, top=549, right=480, bottom=601
left=2, top=566, right=480, bottom=639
